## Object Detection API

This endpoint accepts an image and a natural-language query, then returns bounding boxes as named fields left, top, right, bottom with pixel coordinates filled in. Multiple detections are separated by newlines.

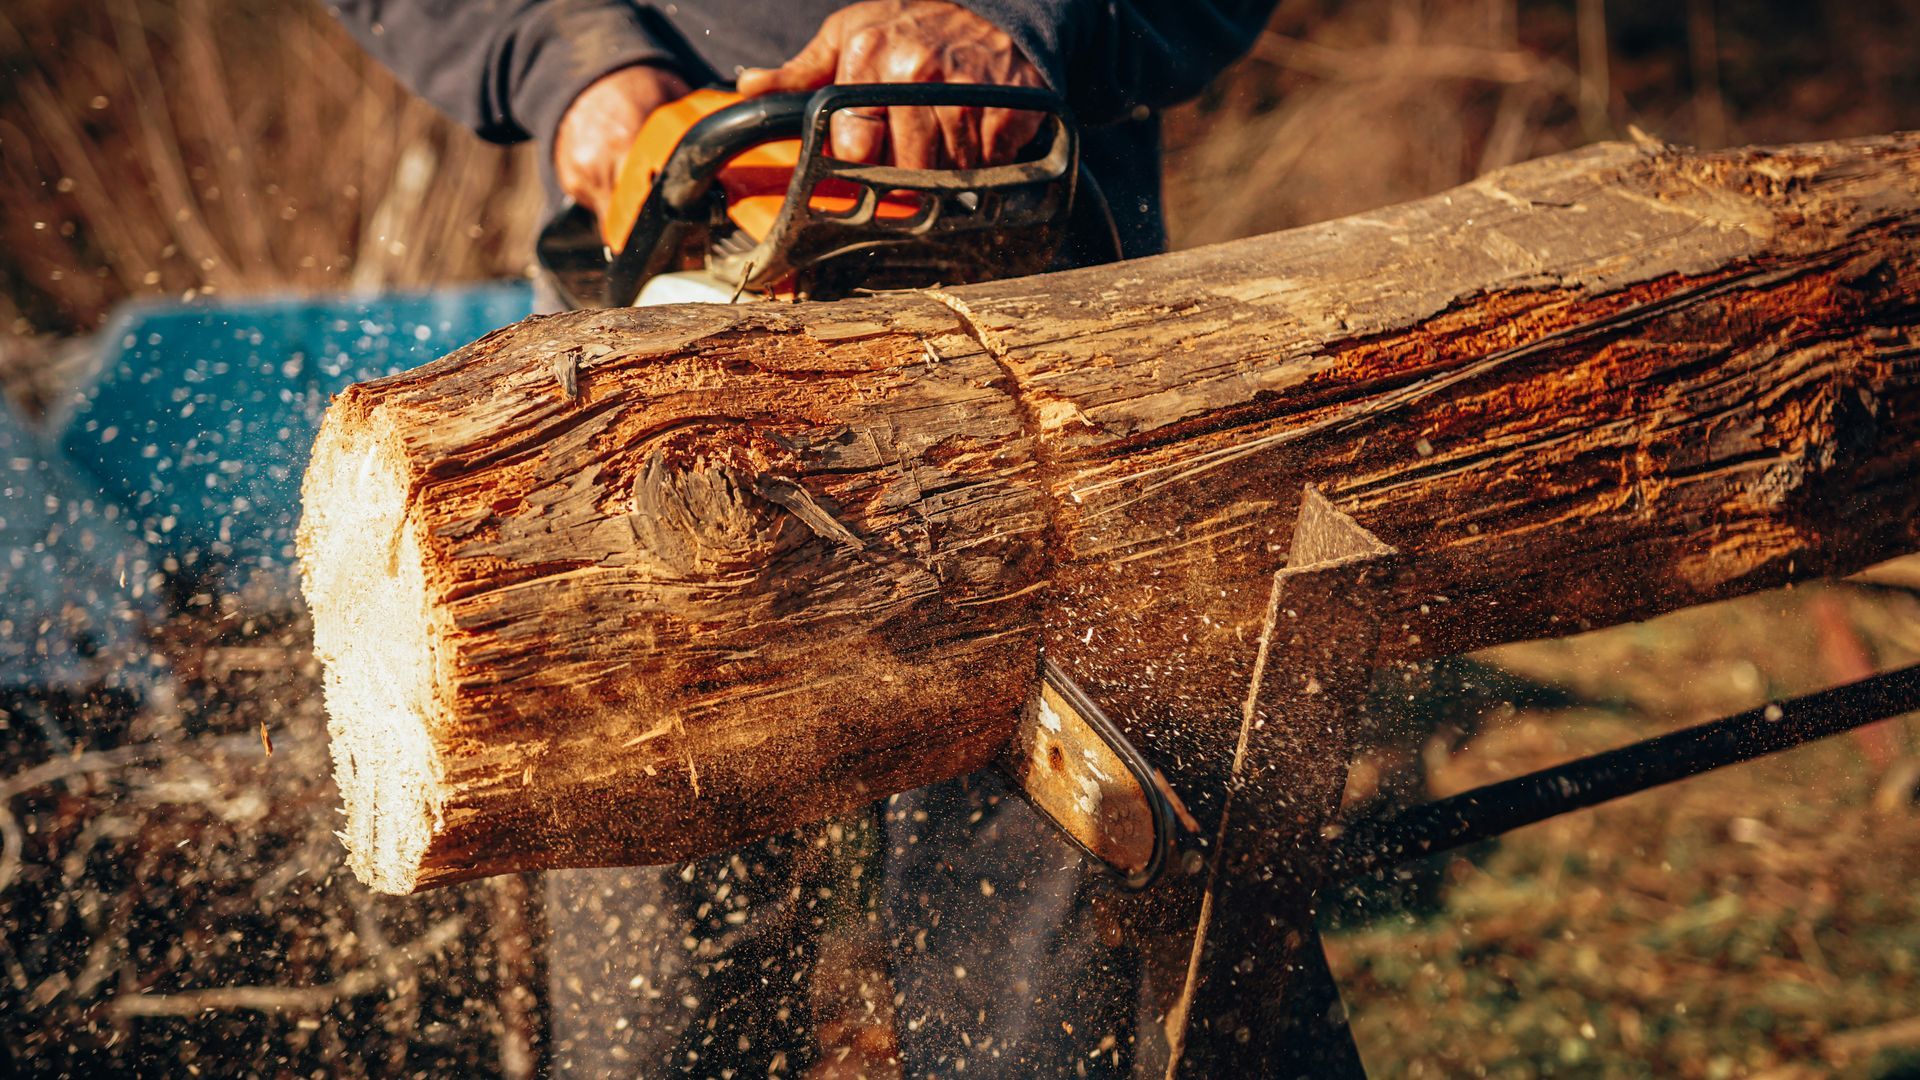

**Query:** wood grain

left=300, top=132, right=1920, bottom=897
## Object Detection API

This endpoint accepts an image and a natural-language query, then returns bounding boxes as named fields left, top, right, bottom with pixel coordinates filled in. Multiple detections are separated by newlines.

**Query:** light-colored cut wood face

left=298, top=425, right=438, bottom=894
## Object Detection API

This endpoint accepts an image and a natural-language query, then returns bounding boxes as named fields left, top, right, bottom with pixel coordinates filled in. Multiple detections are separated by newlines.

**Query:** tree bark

left=299, top=132, right=1920, bottom=895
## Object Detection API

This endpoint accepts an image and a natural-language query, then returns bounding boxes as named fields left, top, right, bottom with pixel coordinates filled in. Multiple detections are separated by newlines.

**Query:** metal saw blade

left=999, top=659, right=1176, bottom=888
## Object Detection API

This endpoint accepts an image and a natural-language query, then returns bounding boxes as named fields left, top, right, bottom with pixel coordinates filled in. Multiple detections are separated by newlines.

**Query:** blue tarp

left=58, top=282, right=534, bottom=577
left=0, top=404, right=156, bottom=689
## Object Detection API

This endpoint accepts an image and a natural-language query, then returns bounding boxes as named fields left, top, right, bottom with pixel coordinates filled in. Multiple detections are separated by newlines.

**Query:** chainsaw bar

left=1001, top=658, right=1177, bottom=889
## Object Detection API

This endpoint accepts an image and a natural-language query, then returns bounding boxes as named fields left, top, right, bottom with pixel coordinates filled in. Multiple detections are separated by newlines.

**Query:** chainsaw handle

left=702, top=83, right=1076, bottom=296
left=652, top=92, right=812, bottom=213
left=606, top=82, right=1076, bottom=305
left=652, top=83, right=1069, bottom=214
left=800, top=81, right=1068, bottom=133
left=794, top=83, right=1073, bottom=191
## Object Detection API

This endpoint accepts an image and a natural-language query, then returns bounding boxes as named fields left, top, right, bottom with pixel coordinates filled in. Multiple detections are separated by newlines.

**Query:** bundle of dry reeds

left=1163, top=0, right=1920, bottom=247
left=0, top=0, right=543, bottom=336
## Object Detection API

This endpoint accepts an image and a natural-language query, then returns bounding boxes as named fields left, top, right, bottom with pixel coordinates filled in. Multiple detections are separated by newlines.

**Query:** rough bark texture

left=300, top=132, right=1920, bottom=897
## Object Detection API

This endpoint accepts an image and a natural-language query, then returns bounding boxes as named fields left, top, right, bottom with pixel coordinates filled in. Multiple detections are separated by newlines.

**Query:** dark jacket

left=327, top=0, right=1278, bottom=259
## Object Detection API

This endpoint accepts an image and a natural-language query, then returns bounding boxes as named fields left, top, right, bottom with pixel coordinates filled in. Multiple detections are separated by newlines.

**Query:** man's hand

left=554, top=64, right=692, bottom=220
left=737, top=0, right=1045, bottom=170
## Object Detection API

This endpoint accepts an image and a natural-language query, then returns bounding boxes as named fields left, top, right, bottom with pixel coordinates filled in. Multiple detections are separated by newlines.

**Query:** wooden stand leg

left=1169, top=488, right=1397, bottom=1077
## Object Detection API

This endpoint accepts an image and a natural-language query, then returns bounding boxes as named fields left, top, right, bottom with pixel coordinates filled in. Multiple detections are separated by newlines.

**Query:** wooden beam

left=299, top=132, right=1920, bottom=897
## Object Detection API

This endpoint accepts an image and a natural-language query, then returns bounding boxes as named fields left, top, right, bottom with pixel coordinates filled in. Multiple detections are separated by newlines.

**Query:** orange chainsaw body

left=600, top=88, right=920, bottom=263
left=534, top=82, right=1082, bottom=307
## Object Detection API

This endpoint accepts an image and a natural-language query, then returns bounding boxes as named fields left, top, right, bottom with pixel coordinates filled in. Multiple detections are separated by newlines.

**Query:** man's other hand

left=555, top=65, right=692, bottom=220
left=737, top=0, right=1045, bottom=169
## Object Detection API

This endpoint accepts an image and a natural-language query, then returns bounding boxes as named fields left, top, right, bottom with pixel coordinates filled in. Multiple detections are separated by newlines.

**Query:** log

left=299, top=132, right=1920, bottom=895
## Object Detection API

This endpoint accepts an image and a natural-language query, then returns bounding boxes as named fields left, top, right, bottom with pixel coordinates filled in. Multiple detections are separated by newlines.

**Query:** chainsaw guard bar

left=653, top=92, right=815, bottom=214
left=1013, top=661, right=1175, bottom=887
left=536, top=92, right=818, bottom=310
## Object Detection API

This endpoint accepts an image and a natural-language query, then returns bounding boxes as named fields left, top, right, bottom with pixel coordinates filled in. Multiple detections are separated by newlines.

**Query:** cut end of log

left=298, top=411, right=440, bottom=895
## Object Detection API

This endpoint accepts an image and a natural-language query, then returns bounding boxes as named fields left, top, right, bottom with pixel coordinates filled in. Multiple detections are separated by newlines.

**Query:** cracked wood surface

left=300, top=132, right=1920, bottom=896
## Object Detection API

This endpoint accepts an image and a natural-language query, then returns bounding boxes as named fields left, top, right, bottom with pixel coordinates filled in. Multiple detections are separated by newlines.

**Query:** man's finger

left=980, top=106, right=1045, bottom=165
left=737, top=23, right=841, bottom=95
left=888, top=104, right=942, bottom=170
left=934, top=104, right=983, bottom=169
left=553, top=65, right=691, bottom=220
left=826, top=25, right=897, bottom=163
left=830, top=107, right=888, bottom=163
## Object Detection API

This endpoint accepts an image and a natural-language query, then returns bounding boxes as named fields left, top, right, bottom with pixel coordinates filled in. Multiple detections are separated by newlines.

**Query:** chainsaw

left=535, top=82, right=1174, bottom=885
left=535, top=82, right=1118, bottom=305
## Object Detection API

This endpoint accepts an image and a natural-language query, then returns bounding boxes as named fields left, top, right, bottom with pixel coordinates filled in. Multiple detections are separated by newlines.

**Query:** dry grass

left=1329, top=571, right=1920, bottom=1077
left=0, top=0, right=543, bottom=337
left=0, top=611, right=543, bottom=1076
left=1163, top=0, right=1920, bottom=247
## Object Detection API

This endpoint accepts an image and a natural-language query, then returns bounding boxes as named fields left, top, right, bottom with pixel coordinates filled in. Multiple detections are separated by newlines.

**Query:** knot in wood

left=1758, top=377, right=1885, bottom=510
left=627, top=429, right=806, bottom=578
